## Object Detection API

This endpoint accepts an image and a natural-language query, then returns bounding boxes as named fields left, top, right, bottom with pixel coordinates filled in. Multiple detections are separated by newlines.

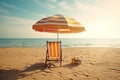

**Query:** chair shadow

left=63, top=63, right=81, bottom=69
left=0, top=62, right=47, bottom=80
left=22, top=62, right=46, bottom=72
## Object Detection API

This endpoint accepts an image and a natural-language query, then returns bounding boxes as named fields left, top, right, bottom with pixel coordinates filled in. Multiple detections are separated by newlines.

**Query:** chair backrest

left=47, top=41, right=61, bottom=59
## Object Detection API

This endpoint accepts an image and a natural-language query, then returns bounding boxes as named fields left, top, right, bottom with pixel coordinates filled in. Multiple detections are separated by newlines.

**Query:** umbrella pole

left=57, top=29, right=59, bottom=41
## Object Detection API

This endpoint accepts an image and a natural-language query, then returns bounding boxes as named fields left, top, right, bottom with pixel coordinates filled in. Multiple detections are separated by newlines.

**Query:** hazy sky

left=0, top=0, right=120, bottom=38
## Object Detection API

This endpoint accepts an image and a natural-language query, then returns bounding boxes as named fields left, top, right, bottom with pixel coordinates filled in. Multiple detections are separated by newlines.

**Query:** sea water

left=0, top=38, right=120, bottom=48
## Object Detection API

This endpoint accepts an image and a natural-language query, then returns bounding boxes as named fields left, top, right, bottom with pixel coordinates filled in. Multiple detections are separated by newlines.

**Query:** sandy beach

left=0, top=47, right=120, bottom=80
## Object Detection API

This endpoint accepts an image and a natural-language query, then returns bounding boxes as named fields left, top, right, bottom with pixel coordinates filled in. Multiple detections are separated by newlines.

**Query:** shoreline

left=0, top=46, right=120, bottom=48
left=0, top=38, right=120, bottom=48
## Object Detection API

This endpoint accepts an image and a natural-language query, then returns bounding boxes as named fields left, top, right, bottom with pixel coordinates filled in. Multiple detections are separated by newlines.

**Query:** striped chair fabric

left=45, top=41, right=62, bottom=67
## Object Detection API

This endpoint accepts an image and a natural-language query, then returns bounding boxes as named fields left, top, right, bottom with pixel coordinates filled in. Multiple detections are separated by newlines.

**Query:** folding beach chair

left=45, top=41, right=62, bottom=67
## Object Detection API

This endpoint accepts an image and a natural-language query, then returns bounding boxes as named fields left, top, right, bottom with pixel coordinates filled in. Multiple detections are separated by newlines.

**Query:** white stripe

left=39, top=20, right=80, bottom=23
left=35, top=23, right=68, bottom=25
left=36, top=21, right=81, bottom=25
left=38, top=20, right=80, bottom=23
left=35, top=23, right=82, bottom=27
left=41, top=17, right=75, bottom=22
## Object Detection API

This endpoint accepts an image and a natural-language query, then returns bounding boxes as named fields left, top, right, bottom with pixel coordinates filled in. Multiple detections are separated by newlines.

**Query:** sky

left=0, top=0, right=120, bottom=38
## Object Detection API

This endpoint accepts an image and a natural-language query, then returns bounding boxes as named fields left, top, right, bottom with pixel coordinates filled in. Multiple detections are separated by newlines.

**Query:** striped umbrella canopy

left=32, top=14, right=85, bottom=40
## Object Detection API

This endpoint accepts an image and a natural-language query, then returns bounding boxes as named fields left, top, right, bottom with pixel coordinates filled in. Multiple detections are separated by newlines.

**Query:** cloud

left=29, top=12, right=46, bottom=20
left=74, top=0, right=84, bottom=10
left=1, top=16, right=36, bottom=27
left=49, top=0, right=57, bottom=3
left=30, top=0, right=57, bottom=10
left=32, top=0, right=41, bottom=5
left=0, top=1, right=46, bottom=20
left=74, top=0, right=98, bottom=11
left=0, top=16, right=38, bottom=38
left=59, top=1, right=72, bottom=10
left=0, top=1, right=16, bottom=9
left=0, top=15, right=57, bottom=38
left=0, top=8, right=9, bottom=14
left=0, top=1, right=28, bottom=13
left=45, top=3, right=56, bottom=9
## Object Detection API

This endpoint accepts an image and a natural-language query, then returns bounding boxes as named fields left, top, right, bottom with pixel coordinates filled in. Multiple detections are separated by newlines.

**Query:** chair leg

left=45, top=51, right=48, bottom=67
left=45, top=60, right=47, bottom=67
left=60, top=60, right=62, bottom=67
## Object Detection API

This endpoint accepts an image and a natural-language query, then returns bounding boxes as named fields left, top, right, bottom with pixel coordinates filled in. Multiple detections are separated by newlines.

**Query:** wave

left=0, top=38, right=120, bottom=48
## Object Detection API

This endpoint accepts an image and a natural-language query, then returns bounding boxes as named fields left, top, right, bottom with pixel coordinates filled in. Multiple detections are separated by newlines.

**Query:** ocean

left=0, top=38, right=120, bottom=48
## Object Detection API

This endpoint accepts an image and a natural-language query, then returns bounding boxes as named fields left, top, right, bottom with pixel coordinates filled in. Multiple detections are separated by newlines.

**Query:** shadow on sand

left=0, top=62, right=47, bottom=80
left=0, top=69, right=20, bottom=80
left=63, top=63, right=81, bottom=69
left=0, top=62, right=82, bottom=80
left=22, top=63, right=46, bottom=72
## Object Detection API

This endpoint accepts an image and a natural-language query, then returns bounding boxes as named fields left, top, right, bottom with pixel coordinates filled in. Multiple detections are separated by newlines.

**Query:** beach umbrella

left=32, top=14, right=85, bottom=40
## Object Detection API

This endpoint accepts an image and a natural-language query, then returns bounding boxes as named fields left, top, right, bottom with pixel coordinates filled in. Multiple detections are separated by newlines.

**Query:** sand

left=0, top=47, right=120, bottom=80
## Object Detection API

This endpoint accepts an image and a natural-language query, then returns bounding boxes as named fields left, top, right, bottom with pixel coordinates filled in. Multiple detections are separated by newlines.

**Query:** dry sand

left=0, top=47, right=120, bottom=80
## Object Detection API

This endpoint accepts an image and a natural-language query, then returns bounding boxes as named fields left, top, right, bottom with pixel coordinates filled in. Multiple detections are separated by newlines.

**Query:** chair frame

left=45, top=41, right=62, bottom=67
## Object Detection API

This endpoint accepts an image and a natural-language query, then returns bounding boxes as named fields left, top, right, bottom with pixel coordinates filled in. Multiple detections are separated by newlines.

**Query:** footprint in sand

left=73, top=72, right=80, bottom=77
left=118, top=76, right=120, bottom=79
left=80, top=73, right=99, bottom=80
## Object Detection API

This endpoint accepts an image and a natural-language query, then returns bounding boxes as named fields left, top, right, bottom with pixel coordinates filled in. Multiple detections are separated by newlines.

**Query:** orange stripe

left=56, top=42, right=58, bottom=57
left=48, top=42, right=60, bottom=58
left=57, top=43, right=60, bottom=57
left=51, top=42, right=54, bottom=57
left=49, top=42, right=53, bottom=57
left=55, top=42, right=58, bottom=57
left=53, top=42, right=56, bottom=57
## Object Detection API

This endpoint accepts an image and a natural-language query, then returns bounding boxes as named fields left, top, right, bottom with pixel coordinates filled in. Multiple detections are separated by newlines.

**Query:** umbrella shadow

left=0, top=69, right=21, bottom=80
